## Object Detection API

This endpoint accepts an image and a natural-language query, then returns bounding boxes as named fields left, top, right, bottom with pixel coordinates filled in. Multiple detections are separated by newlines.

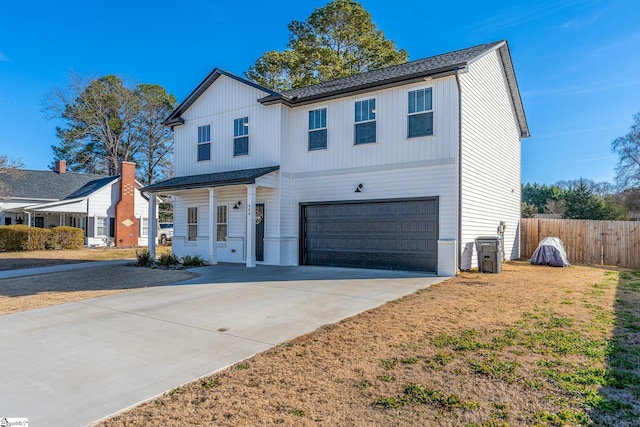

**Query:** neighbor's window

left=233, top=117, right=249, bottom=156
left=96, top=217, right=107, bottom=236
left=354, top=99, right=376, bottom=144
left=197, top=125, right=211, bottom=161
left=308, top=108, right=327, bottom=151
left=188, top=207, right=198, bottom=241
left=140, top=217, right=148, bottom=237
left=407, top=88, right=433, bottom=138
left=217, top=205, right=227, bottom=242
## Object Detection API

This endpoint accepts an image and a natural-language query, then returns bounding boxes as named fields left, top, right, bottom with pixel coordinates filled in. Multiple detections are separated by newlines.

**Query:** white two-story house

left=143, top=40, right=529, bottom=274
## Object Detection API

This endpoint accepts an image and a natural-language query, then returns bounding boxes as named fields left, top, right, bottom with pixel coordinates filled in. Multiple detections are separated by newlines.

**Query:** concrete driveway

left=0, top=264, right=446, bottom=426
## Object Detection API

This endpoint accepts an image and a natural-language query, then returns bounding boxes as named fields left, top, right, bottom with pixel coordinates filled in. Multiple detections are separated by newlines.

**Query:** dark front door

left=34, top=217, right=44, bottom=228
left=255, top=203, right=265, bottom=262
left=301, top=198, right=438, bottom=272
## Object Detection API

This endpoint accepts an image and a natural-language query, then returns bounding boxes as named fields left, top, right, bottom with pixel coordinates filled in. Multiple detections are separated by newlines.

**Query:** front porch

left=143, top=166, right=284, bottom=268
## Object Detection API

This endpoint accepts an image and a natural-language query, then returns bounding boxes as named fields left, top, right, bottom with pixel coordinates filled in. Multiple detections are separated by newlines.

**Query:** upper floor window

left=217, top=205, right=227, bottom=242
left=234, top=117, right=249, bottom=156
left=187, top=207, right=198, bottom=241
left=408, top=88, right=433, bottom=138
left=197, top=125, right=211, bottom=161
left=354, top=99, right=376, bottom=145
left=308, top=108, right=327, bottom=151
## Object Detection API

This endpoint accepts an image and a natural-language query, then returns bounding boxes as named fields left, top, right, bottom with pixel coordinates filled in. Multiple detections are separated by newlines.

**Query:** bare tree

left=612, top=112, right=640, bottom=188
left=543, top=198, right=566, bottom=218
left=135, top=84, right=176, bottom=185
left=45, top=73, right=143, bottom=176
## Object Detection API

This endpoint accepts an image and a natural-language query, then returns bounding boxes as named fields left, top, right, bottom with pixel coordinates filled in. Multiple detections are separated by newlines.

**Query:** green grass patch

left=376, top=383, right=479, bottom=411
left=469, top=354, right=519, bottom=382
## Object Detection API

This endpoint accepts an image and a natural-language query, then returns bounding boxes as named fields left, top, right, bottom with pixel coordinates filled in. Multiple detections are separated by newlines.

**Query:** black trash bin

left=475, top=235, right=502, bottom=274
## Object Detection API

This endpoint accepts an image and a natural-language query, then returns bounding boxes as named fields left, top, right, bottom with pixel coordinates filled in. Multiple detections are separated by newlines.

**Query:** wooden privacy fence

left=520, top=218, right=640, bottom=269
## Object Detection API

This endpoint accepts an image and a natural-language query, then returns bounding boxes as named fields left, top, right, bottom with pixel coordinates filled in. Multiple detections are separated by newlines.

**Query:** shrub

left=182, top=255, right=205, bottom=267
left=136, top=248, right=154, bottom=266
left=48, top=226, right=84, bottom=249
left=0, top=225, right=50, bottom=251
left=158, top=252, right=180, bottom=267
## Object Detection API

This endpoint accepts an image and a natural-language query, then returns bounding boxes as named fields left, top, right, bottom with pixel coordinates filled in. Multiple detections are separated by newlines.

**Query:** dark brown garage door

left=301, top=198, right=438, bottom=272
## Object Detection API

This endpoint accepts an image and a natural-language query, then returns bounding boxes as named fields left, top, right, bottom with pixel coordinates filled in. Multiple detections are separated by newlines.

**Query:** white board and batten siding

left=282, top=76, right=461, bottom=270
left=171, top=185, right=281, bottom=264
left=173, top=75, right=283, bottom=178
left=460, top=49, right=522, bottom=263
left=283, top=78, right=459, bottom=174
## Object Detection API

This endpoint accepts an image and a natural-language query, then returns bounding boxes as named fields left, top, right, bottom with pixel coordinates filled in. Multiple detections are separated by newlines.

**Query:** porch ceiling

left=141, top=166, right=279, bottom=193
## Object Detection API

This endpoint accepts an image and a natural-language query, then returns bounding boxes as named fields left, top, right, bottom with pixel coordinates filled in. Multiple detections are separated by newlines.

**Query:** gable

left=165, top=70, right=278, bottom=127
left=181, top=74, right=274, bottom=121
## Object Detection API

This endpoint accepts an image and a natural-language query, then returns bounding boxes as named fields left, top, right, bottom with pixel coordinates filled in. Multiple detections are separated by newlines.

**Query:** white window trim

left=217, top=204, right=228, bottom=242
left=96, top=216, right=107, bottom=237
left=187, top=207, right=198, bottom=242
left=407, top=86, right=435, bottom=139
left=197, top=124, right=212, bottom=162
left=308, top=106, right=328, bottom=151
left=354, top=97, right=377, bottom=146
left=233, top=116, right=250, bottom=157
left=140, top=217, right=149, bottom=237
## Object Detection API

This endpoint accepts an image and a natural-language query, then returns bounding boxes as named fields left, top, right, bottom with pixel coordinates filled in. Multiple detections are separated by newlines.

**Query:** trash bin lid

left=475, top=235, right=501, bottom=241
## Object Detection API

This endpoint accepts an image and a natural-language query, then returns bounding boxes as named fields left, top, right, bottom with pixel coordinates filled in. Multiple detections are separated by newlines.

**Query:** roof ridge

left=280, top=40, right=505, bottom=97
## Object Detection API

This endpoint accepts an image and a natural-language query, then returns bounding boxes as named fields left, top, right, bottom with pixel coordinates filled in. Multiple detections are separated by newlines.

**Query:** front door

left=34, top=217, right=44, bottom=228
left=255, top=203, right=265, bottom=262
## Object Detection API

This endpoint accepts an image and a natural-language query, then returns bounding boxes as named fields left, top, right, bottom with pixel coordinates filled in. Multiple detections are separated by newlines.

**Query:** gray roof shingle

left=268, top=41, right=504, bottom=102
left=2, top=170, right=116, bottom=201
left=142, top=166, right=280, bottom=193
left=164, top=40, right=528, bottom=138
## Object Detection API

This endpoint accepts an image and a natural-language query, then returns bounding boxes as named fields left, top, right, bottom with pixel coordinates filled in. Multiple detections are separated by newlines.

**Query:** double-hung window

left=187, top=207, right=198, bottom=241
left=407, top=88, right=433, bottom=138
left=96, top=217, right=107, bottom=236
left=217, top=205, right=227, bottom=242
left=233, top=117, right=249, bottom=156
left=354, top=99, right=376, bottom=145
left=197, top=125, right=211, bottom=161
left=140, top=218, right=148, bottom=237
left=308, top=108, right=327, bottom=151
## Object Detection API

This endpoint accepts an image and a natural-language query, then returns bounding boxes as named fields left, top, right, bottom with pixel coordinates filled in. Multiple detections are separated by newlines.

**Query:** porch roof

left=141, top=166, right=280, bottom=193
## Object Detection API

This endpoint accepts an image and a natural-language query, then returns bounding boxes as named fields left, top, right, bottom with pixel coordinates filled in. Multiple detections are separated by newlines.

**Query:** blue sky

left=1, top=0, right=638, bottom=185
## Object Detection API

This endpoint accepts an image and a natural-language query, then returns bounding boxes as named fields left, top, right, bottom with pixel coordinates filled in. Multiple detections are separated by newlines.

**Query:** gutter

left=454, top=67, right=463, bottom=271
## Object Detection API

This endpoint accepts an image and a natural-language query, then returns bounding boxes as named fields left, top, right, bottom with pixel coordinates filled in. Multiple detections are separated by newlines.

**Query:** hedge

left=0, top=225, right=84, bottom=251
left=48, top=226, right=84, bottom=250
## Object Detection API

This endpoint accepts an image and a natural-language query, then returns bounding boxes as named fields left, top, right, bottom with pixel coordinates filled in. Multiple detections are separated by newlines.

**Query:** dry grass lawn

left=100, top=262, right=640, bottom=426
left=0, top=265, right=197, bottom=315
left=0, top=246, right=171, bottom=271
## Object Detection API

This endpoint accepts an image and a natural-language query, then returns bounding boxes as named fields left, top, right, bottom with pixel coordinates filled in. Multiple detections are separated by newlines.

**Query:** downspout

left=454, top=67, right=463, bottom=271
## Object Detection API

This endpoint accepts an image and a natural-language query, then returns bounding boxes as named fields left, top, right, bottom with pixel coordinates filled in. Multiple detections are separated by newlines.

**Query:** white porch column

left=245, top=184, right=257, bottom=268
left=208, top=188, right=218, bottom=265
left=148, top=194, right=157, bottom=260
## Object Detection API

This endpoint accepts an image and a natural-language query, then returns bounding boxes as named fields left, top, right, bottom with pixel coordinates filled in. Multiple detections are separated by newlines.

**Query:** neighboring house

left=143, top=40, right=529, bottom=274
left=0, top=160, right=152, bottom=247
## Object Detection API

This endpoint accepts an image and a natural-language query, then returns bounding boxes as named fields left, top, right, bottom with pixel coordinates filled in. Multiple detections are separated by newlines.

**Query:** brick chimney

left=55, top=160, right=66, bottom=174
left=114, top=161, right=139, bottom=247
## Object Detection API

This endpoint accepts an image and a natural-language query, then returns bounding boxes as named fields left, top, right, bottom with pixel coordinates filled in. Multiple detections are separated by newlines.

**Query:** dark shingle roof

left=2, top=170, right=116, bottom=200
left=142, top=166, right=280, bottom=193
left=267, top=41, right=504, bottom=103
left=164, top=40, right=528, bottom=138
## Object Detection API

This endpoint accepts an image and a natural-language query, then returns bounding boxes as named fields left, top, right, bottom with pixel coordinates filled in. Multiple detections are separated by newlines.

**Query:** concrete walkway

left=0, top=264, right=447, bottom=426
left=0, top=259, right=133, bottom=279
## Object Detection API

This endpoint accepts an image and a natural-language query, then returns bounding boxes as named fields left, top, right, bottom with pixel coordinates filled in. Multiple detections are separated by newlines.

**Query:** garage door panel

left=302, top=199, right=438, bottom=272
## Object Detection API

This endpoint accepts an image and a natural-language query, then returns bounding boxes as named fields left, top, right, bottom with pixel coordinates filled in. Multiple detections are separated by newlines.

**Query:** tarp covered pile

left=530, top=237, right=570, bottom=267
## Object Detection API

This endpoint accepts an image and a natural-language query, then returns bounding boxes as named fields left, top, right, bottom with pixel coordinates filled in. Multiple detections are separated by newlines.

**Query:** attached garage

left=300, top=198, right=438, bottom=272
